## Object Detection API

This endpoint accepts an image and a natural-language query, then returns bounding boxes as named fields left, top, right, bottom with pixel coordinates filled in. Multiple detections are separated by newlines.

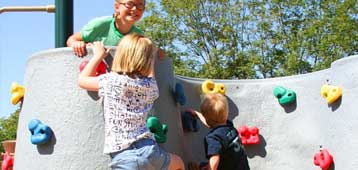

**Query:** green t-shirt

left=81, top=16, right=143, bottom=46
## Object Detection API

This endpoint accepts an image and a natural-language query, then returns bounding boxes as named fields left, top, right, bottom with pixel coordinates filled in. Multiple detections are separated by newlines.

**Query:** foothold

left=79, top=60, right=107, bottom=76
left=10, top=82, right=25, bottom=105
left=201, top=80, right=226, bottom=95
left=146, top=116, right=167, bottom=143
left=173, top=83, right=186, bottom=105
left=28, top=119, right=53, bottom=145
left=181, top=111, right=199, bottom=132
left=273, top=86, right=296, bottom=105
left=237, top=126, right=260, bottom=145
left=1, top=152, right=14, bottom=170
left=314, top=149, right=334, bottom=170
left=320, top=84, right=342, bottom=104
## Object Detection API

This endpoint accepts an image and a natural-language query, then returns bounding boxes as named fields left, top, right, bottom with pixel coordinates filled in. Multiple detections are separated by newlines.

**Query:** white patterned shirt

left=98, top=72, right=158, bottom=154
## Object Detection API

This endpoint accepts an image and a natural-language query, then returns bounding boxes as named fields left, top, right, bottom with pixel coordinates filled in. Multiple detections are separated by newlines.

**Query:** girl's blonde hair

left=200, top=93, right=229, bottom=128
left=112, top=33, right=157, bottom=76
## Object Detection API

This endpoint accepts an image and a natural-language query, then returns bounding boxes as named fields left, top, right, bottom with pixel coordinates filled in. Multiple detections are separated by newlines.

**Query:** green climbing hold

left=146, top=116, right=168, bottom=143
left=273, top=86, right=296, bottom=105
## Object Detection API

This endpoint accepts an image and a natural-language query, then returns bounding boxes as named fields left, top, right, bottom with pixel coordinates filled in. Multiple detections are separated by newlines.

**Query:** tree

left=0, top=108, right=20, bottom=154
left=139, top=0, right=358, bottom=79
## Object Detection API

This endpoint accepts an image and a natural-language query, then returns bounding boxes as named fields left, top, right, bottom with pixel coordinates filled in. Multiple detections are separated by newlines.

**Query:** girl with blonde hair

left=78, top=33, right=184, bottom=170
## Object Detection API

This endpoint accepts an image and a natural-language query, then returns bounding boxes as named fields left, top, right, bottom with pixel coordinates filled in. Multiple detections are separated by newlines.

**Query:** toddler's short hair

left=200, top=93, right=229, bottom=128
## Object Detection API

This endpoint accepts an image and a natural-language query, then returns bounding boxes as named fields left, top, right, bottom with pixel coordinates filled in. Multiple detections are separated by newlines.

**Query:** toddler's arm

left=208, top=155, right=220, bottom=170
left=78, top=41, right=109, bottom=91
left=67, top=32, right=88, bottom=57
left=186, top=109, right=210, bottom=128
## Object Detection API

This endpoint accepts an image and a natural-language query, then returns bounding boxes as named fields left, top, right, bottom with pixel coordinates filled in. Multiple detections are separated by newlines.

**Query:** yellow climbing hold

left=10, top=82, right=25, bottom=105
left=320, top=84, right=342, bottom=104
left=201, top=80, right=226, bottom=95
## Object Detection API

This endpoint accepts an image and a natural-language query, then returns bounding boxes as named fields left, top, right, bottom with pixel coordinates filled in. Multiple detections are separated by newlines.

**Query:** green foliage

left=140, top=0, right=358, bottom=79
left=0, top=108, right=20, bottom=153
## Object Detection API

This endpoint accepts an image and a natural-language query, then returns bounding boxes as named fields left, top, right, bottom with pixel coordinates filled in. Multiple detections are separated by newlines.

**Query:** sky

left=0, top=0, right=116, bottom=118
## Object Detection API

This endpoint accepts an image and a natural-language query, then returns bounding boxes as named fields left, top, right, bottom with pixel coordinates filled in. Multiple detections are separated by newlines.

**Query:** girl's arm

left=147, top=55, right=156, bottom=78
left=78, top=41, right=108, bottom=91
left=208, top=155, right=220, bottom=170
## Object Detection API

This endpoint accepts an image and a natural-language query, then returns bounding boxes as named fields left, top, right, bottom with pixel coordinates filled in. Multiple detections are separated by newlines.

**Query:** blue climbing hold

left=28, top=119, right=53, bottom=145
left=181, top=111, right=199, bottom=132
left=173, top=83, right=186, bottom=105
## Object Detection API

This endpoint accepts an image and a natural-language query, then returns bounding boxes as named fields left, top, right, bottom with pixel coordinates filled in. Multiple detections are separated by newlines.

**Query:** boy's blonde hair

left=200, top=93, right=229, bottom=128
left=112, top=33, right=157, bottom=76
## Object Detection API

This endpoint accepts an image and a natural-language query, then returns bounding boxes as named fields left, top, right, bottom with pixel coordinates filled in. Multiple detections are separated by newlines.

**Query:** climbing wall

left=13, top=46, right=358, bottom=169
left=177, top=55, right=358, bottom=170
left=13, top=48, right=185, bottom=170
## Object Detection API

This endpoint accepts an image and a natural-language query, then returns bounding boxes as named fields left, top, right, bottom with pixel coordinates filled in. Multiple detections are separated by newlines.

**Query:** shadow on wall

left=227, top=96, right=239, bottom=120
left=282, top=101, right=297, bottom=114
left=329, top=97, right=342, bottom=112
left=245, top=135, right=267, bottom=158
left=37, top=130, right=57, bottom=155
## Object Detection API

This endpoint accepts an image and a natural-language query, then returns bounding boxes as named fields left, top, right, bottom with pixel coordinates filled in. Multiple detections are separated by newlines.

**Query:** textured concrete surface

left=14, top=47, right=184, bottom=170
left=177, top=55, right=358, bottom=170
left=14, top=47, right=358, bottom=170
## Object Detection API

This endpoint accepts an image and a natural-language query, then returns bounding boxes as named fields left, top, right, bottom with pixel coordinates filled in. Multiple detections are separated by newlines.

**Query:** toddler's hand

left=185, top=108, right=199, bottom=118
left=72, top=41, right=87, bottom=57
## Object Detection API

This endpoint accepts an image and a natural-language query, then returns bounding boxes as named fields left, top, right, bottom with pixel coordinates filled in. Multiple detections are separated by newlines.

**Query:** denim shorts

left=109, top=138, right=170, bottom=170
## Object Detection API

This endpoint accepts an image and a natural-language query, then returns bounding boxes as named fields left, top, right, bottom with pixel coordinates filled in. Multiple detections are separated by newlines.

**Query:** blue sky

left=0, top=0, right=116, bottom=118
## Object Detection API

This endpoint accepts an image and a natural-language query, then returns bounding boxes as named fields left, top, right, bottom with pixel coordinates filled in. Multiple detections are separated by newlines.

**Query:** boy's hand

left=158, top=49, right=166, bottom=60
left=72, top=41, right=87, bottom=57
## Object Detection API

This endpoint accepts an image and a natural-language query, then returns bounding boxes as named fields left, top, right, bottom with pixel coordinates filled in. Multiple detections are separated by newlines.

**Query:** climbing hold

left=173, top=83, right=186, bottom=105
left=79, top=60, right=107, bottom=76
left=28, top=119, right=53, bottom=145
left=10, top=82, right=25, bottom=105
left=146, top=116, right=168, bottom=143
left=202, top=80, right=215, bottom=94
left=214, top=83, right=226, bottom=95
left=320, top=84, right=342, bottom=104
left=201, top=80, right=226, bottom=95
left=181, top=111, right=199, bottom=132
left=237, top=126, right=260, bottom=145
left=273, top=86, right=296, bottom=105
left=1, top=152, right=14, bottom=170
left=313, top=149, right=333, bottom=170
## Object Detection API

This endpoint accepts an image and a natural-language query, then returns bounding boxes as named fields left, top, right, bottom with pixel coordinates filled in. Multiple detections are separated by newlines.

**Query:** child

left=67, top=0, right=146, bottom=57
left=78, top=33, right=184, bottom=170
left=188, top=93, right=250, bottom=170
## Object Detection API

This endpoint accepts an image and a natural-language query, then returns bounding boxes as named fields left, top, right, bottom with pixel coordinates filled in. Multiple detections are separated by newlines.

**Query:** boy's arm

left=78, top=41, right=108, bottom=91
left=67, top=32, right=87, bottom=57
left=208, top=155, right=220, bottom=170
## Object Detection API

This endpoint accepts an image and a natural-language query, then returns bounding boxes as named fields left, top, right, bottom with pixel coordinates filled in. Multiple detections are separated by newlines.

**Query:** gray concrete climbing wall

left=14, top=48, right=185, bottom=170
left=13, top=46, right=358, bottom=169
left=177, top=55, right=358, bottom=170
